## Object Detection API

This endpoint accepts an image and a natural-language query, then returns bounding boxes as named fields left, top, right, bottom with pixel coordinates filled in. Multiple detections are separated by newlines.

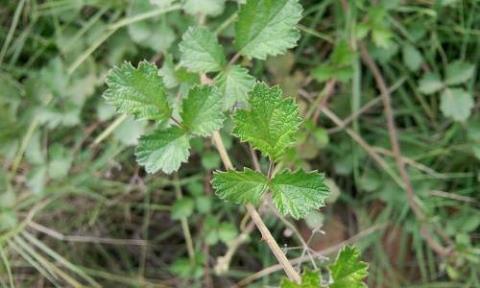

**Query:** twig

left=173, top=174, right=196, bottom=264
left=211, top=131, right=301, bottom=283
left=321, top=107, right=404, bottom=187
left=214, top=221, right=255, bottom=275
left=305, top=79, right=336, bottom=122
left=91, top=114, right=128, bottom=147
left=28, top=222, right=147, bottom=246
left=359, top=44, right=453, bottom=257
left=326, top=77, right=406, bottom=134
left=236, top=224, right=386, bottom=287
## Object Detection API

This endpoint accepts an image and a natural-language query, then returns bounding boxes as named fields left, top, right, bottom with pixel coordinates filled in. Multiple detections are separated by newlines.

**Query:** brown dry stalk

left=359, top=44, right=453, bottom=257
left=236, top=224, right=386, bottom=287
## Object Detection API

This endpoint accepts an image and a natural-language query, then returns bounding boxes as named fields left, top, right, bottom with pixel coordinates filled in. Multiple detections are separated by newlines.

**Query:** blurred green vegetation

left=0, top=0, right=479, bottom=287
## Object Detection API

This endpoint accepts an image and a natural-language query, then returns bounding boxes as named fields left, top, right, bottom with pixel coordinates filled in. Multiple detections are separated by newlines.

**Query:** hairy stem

left=211, top=131, right=301, bottom=283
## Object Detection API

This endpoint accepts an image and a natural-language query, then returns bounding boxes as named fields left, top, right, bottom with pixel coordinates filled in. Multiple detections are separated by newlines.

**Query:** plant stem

left=359, top=43, right=453, bottom=257
left=211, top=131, right=301, bottom=283
left=92, top=114, right=128, bottom=146
left=68, top=3, right=182, bottom=74
left=174, top=175, right=196, bottom=265
left=170, top=116, right=183, bottom=128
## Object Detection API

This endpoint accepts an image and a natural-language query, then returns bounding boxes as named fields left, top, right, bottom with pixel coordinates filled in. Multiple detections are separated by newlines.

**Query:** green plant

left=102, top=0, right=368, bottom=284
left=281, top=246, right=368, bottom=288
left=418, top=60, right=475, bottom=122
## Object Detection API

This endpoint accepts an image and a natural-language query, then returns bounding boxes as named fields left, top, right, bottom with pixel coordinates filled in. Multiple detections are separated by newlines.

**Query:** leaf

left=418, top=73, right=444, bottom=95
left=270, top=170, right=329, bottom=219
left=181, top=85, right=225, bottom=137
left=233, top=82, right=301, bottom=160
left=445, top=61, right=475, bottom=85
left=150, top=0, right=175, bottom=8
left=235, top=0, right=303, bottom=60
left=179, top=26, right=226, bottom=73
left=159, top=55, right=179, bottom=89
left=201, top=151, right=221, bottom=170
left=371, top=27, right=393, bottom=48
left=331, top=41, right=355, bottom=66
left=48, top=144, right=73, bottom=180
left=195, top=196, right=212, bottom=213
left=329, top=246, right=368, bottom=288
left=281, top=270, right=321, bottom=288
left=27, top=165, right=47, bottom=195
left=212, top=168, right=268, bottom=205
left=127, top=0, right=175, bottom=52
left=135, top=127, right=190, bottom=174
left=183, top=0, right=225, bottom=16
left=402, top=44, right=423, bottom=72
left=113, top=116, right=146, bottom=146
left=440, top=88, right=474, bottom=122
left=214, top=65, right=255, bottom=110
left=218, top=222, right=238, bottom=243
left=467, top=120, right=480, bottom=142
left=0, top=210, right=17, bottom=231
left=171, top=198, right=195, bottom=220
left=103, top=61, right=171, bottom=121
left=312, top=64, right=352, bottom=83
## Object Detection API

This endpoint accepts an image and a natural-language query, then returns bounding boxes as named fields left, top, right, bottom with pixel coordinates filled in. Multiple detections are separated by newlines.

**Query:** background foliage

left=0, top=0, right=479, bottom=287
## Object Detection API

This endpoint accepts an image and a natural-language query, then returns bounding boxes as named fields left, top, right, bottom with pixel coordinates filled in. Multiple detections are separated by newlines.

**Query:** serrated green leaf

left=159, top=56, right=200, bottom=90
left=215, top=65, right=255, bottom=110
left=181, top=85, right=225, bottom=137
left=402, top=44, right=422, bottom=72
left=418, top=73, right=444, bottom=94
left=135, top=127, right=190, bottom=174
left=270, top=170, right=329, bottom=219
left=233, top=83, right=301, bottom=160
left=440, top=88, right=473, bottom=122
left=329, top=246, right=368, bottom=288
left=212, top=168, right=268, bottom=205
left=445, top=61, right=475, bottom=85
left=179, top=26, right=226, bottom=73
left=103, top=61, right=171, bottom=120
left=235, top=0, right=302, bottom=60
left=183, top=0, right=225, bottom=16
left=280, top=270, right=321, bottom=288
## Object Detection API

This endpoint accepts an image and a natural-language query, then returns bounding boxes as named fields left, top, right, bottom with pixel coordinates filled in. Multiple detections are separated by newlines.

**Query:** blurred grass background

left=0, top=0, right=479, bottom=287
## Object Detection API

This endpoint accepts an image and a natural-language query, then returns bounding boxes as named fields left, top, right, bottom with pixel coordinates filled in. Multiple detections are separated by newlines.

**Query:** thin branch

left=305, top=79, right=336, bottom=121
left=173, top=174, right=196, bottom=264
left=28, top=222, right=147, bottom=246
left=359, top=43, right=453, bottom=257
left=211, top=131, right=301, bottom=283
left=214, top=221, right=255, bottom=275
left=236, top=224, right=386, bottom=287
left=321, top=107, right=404, bottom=187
